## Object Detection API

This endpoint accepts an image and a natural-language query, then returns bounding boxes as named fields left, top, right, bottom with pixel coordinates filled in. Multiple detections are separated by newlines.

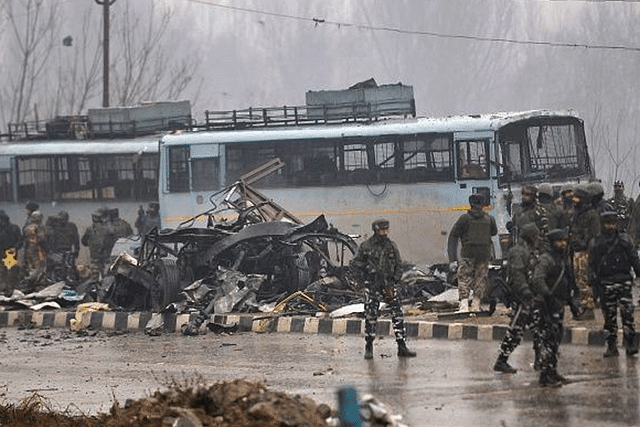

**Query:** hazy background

left=2, top=0, right=640, bottom=196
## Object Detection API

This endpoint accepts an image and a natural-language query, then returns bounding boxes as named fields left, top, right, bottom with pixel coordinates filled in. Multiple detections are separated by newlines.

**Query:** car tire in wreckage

left=151, top=258, right=181, bottom=311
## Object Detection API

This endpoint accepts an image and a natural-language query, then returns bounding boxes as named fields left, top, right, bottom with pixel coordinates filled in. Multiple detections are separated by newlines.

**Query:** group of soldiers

left=493, top=180, right=640, bottom=387
left=0, top=201, right=161, bottom=294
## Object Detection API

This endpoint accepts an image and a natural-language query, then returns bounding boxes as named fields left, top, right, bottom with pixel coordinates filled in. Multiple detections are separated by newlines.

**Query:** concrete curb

left=0, top=310, right=611, bottom=347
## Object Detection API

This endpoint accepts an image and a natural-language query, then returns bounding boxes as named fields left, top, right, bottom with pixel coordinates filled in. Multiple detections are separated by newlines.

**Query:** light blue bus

left=158, top=109, right=594, bottom=265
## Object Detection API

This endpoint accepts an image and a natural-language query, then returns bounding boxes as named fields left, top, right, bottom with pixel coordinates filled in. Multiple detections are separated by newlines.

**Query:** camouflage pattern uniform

left=607, top=182, right=633, bottom=232
left=448, top=196, right=498, bottom=309
left=495, top=224, right=538, bottom=369
left=350, top=220, right=415, bottom=359
left=588, top=215, right=640, bottom=356
left=45, top=211, right=80, bottom=282
left=531, top=229, right=571, bottom=386
left=82, top=209, right=116, bottom=277
left=23, top=211, right=47, bottom=285
left=570, top=186, right=601, bottom=310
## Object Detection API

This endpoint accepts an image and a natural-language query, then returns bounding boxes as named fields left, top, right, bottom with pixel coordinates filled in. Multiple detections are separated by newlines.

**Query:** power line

left=183, top=0, right=640, bottom=53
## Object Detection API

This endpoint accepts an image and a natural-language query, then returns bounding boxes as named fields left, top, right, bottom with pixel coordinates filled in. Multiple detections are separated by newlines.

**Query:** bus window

left=342, top=141, right=370, bottom=184
left=192, top=157, right=220, bottom=191
left=403, top=134, right=453, bottom=181
left=458, top=140, right=489, bottom=180
left=498, top=119, right=588, bottom=183
left=168, top=146, right=190, bottom=192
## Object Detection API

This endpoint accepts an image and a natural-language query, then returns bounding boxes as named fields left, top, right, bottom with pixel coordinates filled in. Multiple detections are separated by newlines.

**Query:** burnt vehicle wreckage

left=100, top=160, right=456, bottom=331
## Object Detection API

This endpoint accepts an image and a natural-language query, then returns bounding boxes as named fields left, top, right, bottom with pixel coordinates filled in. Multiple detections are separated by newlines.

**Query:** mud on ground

left=0, top=378, right=333, bottom=427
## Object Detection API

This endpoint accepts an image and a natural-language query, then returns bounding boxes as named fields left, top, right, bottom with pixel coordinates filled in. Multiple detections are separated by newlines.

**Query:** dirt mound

left=0, top=379, right=332, bottom=427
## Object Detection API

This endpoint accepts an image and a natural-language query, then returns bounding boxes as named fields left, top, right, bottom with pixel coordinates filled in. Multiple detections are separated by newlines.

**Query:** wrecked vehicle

left=106, top=165, right=359, bottom=313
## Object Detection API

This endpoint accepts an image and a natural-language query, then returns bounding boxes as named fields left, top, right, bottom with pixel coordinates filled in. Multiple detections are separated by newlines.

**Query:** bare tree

left=110, top=2, right=199, bottom=106
left=52, top=8, right=103, bottom=116
left=3, top=0, right=60, bottom=124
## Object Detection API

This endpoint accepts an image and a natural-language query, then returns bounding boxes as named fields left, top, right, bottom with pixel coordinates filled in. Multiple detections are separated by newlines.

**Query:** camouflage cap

left=519, top=223, right=540, bottom=240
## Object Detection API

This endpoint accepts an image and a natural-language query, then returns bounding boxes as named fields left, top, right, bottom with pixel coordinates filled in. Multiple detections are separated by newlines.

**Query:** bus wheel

left=151, top=258, right=180, bottom=311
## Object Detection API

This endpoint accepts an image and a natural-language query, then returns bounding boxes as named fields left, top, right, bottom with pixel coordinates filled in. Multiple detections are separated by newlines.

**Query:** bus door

left=453, top=131, right=496, bottom=206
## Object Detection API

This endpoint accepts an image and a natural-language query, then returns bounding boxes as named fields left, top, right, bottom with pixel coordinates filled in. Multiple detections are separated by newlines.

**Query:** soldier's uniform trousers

left=535, top=301, right=564, bottom=375
left=602, top=281, right=635, bottom=345
left=364, top=286, right=407, bottom=343
left=498, top=303, right=538, bottom=358
left=457, top=257, right=489, bottom=301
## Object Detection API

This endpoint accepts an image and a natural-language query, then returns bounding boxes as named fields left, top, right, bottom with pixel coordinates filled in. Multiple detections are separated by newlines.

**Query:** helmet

left=108, top=208, right=119, bottom=219
left=614, top=180, right=624, bottom=189
left=371, top=219, right=390, bottom=231
left=26, top=200, right=39, bottom=212
left=148, top=202, right=160, bottom=211
left=519, top=223, right=540, bottom=241
left=469, top=194, right=484, bottom=205
left=537, top=184, right=553, bottom=198
left=58, top=210, right=69, bottom=223
left=587, top=181, right=604, bottom=197
left=546, top=228, right=568, bottom=242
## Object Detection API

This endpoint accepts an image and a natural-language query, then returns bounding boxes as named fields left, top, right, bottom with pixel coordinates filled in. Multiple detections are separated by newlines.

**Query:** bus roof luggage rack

left=200, top=80, right=416, bottom=131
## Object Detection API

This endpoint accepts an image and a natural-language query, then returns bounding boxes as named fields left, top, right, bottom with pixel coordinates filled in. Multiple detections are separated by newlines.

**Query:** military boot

left=364, top=339, right=374, bottom=360
left=493, top=354, right=517, bottom=373
left=539, top=371, right=562, bottom=388
left=625, top=332, right=639, bottom=357
left=604, top=340, right=619, bottom=357
left=397, top=340, right=417, bottom=358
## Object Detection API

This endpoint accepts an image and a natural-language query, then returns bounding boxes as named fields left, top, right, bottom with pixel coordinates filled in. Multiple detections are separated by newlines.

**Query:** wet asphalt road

left=0, top=327, right=638, bottom=427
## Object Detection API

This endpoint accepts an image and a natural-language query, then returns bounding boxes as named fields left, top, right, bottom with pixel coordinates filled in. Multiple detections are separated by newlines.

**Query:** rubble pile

left=0, top=379, right=408, bottom=427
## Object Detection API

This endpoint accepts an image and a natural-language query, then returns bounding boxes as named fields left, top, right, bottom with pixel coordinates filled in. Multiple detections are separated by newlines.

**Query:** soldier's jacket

left=531, top=251, right=570, bottom=308
left=82, top=223, right=116, bottom=260
left=47, top=222, right=80, bottom=254
left=506, top=241, right=536, bottom=302
left=0, top=222, right=22, bottom=253
left=449, top=209, right=497, bottom=261
left=350, top=234, right=402, bottom=286
left=570, top=204, right=600, bottom=252
left=588, top=230, right=640, bottom=284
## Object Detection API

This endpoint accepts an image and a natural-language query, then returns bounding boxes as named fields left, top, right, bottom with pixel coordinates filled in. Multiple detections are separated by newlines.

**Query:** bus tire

left=151, top=258, right=181, bottom=311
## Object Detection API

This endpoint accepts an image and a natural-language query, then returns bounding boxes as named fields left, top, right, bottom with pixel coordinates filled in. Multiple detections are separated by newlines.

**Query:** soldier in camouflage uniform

left=350, top=219, right=416, bottom=360
left=448, top=193, right=498, bottom=312
left=81, top=209, right=116, bottom=279
left=512, top=186, right=545, bottom=240
left=570, top=185, right=601, bottom=319
left=23, top=210, right=47, bottom=288
left=607, top=181, right=633, bottom=232
left=493, top=223, right=540, bottom=374
left=532, top=229, right=572, bottom=387
left=588, top=211, right=640, bottom=357
left=45, top=211, right=80, bottom=283
left=107, top=208, right=133, bottom=239
left=135, top=202, right=161, bottom=237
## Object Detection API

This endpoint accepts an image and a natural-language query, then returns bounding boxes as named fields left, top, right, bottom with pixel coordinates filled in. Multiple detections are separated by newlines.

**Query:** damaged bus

left=158, top=108, right=594, bottom=265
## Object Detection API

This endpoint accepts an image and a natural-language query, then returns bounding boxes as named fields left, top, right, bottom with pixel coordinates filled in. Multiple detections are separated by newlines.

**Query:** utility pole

left=95, top=0, right=116, bottom=108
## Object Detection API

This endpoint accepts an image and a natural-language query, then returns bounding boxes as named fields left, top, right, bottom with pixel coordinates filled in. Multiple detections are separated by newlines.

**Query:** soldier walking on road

left=493, top=223, right=540, bottom=374
left=135, top=202, right=161, bottom=237
left=82, top=209, right=116, bottom=280
left=46, top=211, right=80, bottom=283
left=588, top=211, right=640, bottom=357
left=532, top=229, right=571, bottom=387
left=350, top=219, right=416, bottom=360
left=448, top=193, right=498, bottom=312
